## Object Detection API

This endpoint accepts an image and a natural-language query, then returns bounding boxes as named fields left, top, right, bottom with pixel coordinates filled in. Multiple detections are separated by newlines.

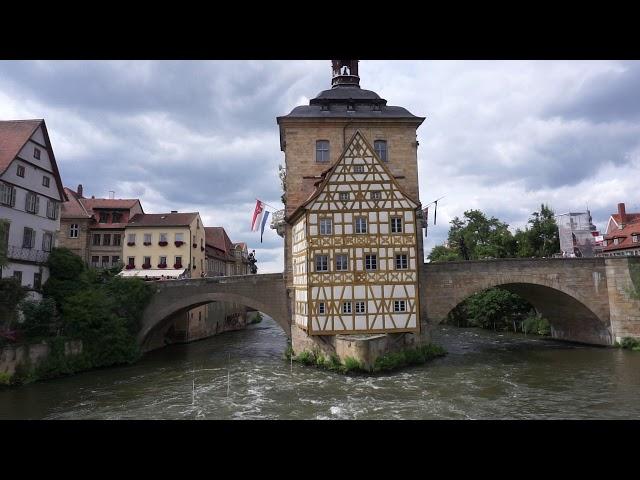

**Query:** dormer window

left=633, top=234, right=639, bottom=243
left=112, top=212, right=122, bottom=223
left=34, top=148, right=41, bottom=159
left=347, top=103, right=355, bottom=112
left=614, top=237, right=621, bottom=245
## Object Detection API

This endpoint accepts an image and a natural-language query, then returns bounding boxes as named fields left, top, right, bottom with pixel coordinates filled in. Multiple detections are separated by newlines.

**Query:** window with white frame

left=342, top=301, right=352, bottom=314
left=69, top=223, right=79, bottom=238
left=318, top=302, right=326, bottom=314
left=355, top=301, right=366, bottom=314
left=319, top=218, right=332, bottom=235
left=46, top=200, right=58, bottom=219
left=395, top=253, right=408, bottom=269
left=339, top=192, right=350, bottom=201
left=374, top=140, right=388, bottom=162
left=365, top=254, right=377, bottom=270
left=175, top=232, right=184, bottom=242
left=316, top=140, right=330, bottom=163
left=42, top=176, right=50, bottom=187
left=391, top=216, right=403, bottom=233
left=144, top=233, right=152, bottom=244
left=25, top=192, right=39, bottom=214
left=355, top=216, right=367, bottom=234
left=633, top=234, right=639, bottom=243
left=160, top=233, right=167, bottom=242
left=0, top=183, right=15, bottom=206
left=127, top=257, right=135, bottom=267
left=614, top=238, right=620, bottom=245
left=128, top=233, right=136, bottom=244
left=143, top=256, right=151, bottom=266
left=315, top=255, right=329, bottom=272
left=394, top=300, right=407, bottom=312
left=335, top=254, right=348, bottom=271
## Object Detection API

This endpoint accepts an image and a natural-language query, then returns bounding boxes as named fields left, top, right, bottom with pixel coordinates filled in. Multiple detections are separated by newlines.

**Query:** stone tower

left=276, top=60, right=425, bottom=283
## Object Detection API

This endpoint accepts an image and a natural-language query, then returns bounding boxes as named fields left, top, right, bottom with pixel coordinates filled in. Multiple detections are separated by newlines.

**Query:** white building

left=0, top=120, right=66, bottom=297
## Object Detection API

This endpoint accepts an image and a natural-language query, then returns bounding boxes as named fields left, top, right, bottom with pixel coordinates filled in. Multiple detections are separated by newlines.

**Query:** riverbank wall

left=0, top=339, right=82, bottom=384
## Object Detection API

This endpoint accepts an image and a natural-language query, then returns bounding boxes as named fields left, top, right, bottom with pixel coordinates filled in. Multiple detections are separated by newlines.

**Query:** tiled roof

left=82, top=198, right=141, bottom=210
left=61, top=187, right=91, bottom=219
left=603, top=213, right=640, bottom=252
left=127, top=212, right=198, bottom=227
left=205, top=227, right=234, bottom=256
left=0, top=120, right=42, bottom=175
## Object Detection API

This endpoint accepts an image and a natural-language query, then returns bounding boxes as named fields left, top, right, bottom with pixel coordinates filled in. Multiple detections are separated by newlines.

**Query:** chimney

left=171, top=210, right=178, bottom=213
left=77, top=184, right=83, bottom=197
left=618, top=203, right=627, bottom=228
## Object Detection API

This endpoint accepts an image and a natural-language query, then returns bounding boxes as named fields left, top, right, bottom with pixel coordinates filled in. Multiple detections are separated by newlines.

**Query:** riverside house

left=120, top=211, right=206, bottom=279
left=600, top=203, right=640, bottom=257
left=0, top=119, right=66, bottom=299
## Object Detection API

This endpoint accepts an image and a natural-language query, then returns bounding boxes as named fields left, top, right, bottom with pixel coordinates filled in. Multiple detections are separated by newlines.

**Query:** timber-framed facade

left=289, top=131, right=421, bottom=335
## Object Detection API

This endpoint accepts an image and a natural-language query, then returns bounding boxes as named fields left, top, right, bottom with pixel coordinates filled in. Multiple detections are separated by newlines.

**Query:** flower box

left=143, top=242, right=152, bottom=246
left=200, top=247, right=205, bottom=252
left=127, top=242, right=135, bottom=246
left=159, top=241, right=168, bottom=247
left=192, top=265, right=196, bottom=269
left=174, top=241, right=184, bottom=247
left=142, top=264, right=151, bottom=269
left=158, top=263, right=167, bottom=269
left=125, top=264, right=135, bottom=270
left=173, top=263, right=183, bottom=269
left=192, top=243, right=198, bottom=248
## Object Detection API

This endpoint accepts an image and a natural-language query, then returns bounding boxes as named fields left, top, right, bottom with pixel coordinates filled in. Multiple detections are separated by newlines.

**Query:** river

left=1, top=315, right=639, bottom=420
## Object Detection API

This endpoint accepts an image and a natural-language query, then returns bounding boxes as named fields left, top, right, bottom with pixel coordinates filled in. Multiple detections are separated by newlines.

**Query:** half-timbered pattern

left=290, top=131, right=420, bottom=335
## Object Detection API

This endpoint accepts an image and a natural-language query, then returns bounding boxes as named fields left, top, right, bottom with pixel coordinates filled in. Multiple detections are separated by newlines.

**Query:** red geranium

left=159, top=241, right=168, bottom=246
left=174, top=241, right=184, bottom=247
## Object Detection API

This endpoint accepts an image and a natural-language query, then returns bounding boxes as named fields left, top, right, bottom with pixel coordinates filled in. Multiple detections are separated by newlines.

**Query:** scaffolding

left=555, top=212, right=600, bottom=257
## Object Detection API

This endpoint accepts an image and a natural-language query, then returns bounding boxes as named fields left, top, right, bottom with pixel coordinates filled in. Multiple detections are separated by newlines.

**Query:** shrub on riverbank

left=289, top=344, right=446, bottom=374
left=522, top=312, right=551, bottom=336
left=249, top=312, right=263, bottom=325
left=619, top=337, right=640, bottom=352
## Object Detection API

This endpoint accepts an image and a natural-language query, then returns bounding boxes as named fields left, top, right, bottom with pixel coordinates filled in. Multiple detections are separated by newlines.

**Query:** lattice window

left=342, top=301, right=352, bottom=314
left=395, top=254, right=408, bottom=269
left=316, top=140, right=330, bottom=163
left=365, top=254, right=377, bottom=270
left=315, top=255, right=329, bottom=272
left=394, top=300, right=407, bottom=312
left=374, top=140, right=388, bottom=162
left=335, top=254, right=348, bottom=271
left=355, top=216, right=367, bottom=234
left=319, top=218, right=332, bottom=235
left=391, top=217, right=403, bottom=233
left=355, top=301, right=366, bottom=314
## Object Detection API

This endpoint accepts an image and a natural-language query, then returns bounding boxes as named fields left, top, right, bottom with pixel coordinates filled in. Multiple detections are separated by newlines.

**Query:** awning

left=118, top=268, right=186, bottom=279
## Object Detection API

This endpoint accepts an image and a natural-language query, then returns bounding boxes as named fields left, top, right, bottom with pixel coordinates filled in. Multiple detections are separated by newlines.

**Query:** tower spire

left=331, top=60, right=360, bottom=88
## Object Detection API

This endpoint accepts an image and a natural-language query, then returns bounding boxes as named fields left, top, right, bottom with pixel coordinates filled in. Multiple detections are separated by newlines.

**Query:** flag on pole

left=260, top=211, right=270, bottom=243
left=251, top=200, right=265, bottom=232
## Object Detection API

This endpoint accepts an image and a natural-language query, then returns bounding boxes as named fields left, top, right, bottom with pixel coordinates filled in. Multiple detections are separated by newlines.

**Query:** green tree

left=514, top=204, right=559, bottom=258
left=0, top=278, right=28, bottom=329
left=0, top=219, right=9, bottom=269
left=427, top=244, right=461, bottom=262
left=447, top=209, right=516, bottom=260
left=19, top=298, right=58, bottom=339
left=449, top=288, right=532, bottom=330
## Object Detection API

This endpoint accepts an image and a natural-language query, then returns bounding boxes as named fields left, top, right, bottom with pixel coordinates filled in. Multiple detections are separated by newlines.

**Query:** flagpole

left=256, top=198, right=281, bottom=211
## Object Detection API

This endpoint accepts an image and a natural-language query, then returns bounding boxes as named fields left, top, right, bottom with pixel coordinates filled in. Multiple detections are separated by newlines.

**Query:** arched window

left=374, top=140, right=388, bottom=162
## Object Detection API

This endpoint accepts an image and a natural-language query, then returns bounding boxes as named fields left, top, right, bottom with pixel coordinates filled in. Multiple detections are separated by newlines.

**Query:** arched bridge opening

left=138, top=274, right=290, bottom=350
left=441, top=282, right=612, bottom=346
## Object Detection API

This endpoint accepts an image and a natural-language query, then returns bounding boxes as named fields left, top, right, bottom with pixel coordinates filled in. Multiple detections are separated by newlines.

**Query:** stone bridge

left=138, top=273, right=289, bottom=349
left=138, top=258, right=640, bottom=349
left=422, top=257, right=640, bottom=345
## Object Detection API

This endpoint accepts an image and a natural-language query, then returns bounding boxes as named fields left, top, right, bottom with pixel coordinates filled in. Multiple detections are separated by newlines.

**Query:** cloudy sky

left=1, top=60, right=638, bottom=272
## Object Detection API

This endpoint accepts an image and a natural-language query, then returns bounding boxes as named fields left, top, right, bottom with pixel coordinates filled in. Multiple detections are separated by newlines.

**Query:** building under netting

left=555, top=211, right=602, bottom=257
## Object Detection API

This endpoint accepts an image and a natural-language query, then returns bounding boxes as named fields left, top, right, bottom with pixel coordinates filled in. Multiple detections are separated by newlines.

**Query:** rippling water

left=1, top=316, right=639, bottom=420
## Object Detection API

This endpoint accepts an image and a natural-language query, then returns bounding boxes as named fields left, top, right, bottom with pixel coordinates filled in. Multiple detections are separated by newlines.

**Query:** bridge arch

left=138, top=274, right=290, bottom=349
left=424, top=260, right=613, bottom=345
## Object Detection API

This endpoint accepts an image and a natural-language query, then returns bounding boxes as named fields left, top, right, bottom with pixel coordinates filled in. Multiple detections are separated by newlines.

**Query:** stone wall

left=0, top=339, right=83, bottom=379
left=605, top=257, right=640, bottom=342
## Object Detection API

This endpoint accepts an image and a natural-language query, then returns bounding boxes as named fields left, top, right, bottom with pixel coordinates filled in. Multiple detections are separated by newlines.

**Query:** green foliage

left=522, top=312, right=551, bottom=336
left=249, top=311, right=263, bottom=324
left=34, top=337, right=91, bottom=380
left=372, top=344, right=447, bottom=373
left=283, top=342, right=294, bottom=360
left=0, top=278, right=28, bottom=328
left=449, top=288, right=532, bottom=330
left=429, top=204, right=560, bottom=262
left=47, top=247, right=86, bottom=280
left=19, top=298, right=58, bottom=339
left=343, top=356, right=363, bottom=373
left=620, top=337, right=640, bottom=351
left=628, top=263, right=640, bottom=300
left=294, top=350, right=315, bottom=365
left=0, top=371, right=11, bottom=386
left=427, top=245, right=461, bottom=263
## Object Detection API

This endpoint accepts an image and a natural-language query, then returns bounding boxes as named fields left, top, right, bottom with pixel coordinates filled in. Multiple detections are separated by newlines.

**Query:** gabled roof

left=127, top=212, right=199, bottom=228
left=82, top=198, right=141, bottom=210
left=0, top=119, right=67, bottom=202
left=603, top=212, right=640, bottom=252
left=61, top=187, right=91, bottom=219
left=205, top=226, right=234, bottom=256
left=0, top=120, right=42, bottom=174
left=286, top=130, right=420, bottom=224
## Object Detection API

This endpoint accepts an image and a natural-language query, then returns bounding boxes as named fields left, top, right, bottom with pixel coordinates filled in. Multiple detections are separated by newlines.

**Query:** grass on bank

left=284, top=342, right=447, bottom=374
left=614, top=337, right=640, bottom=352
